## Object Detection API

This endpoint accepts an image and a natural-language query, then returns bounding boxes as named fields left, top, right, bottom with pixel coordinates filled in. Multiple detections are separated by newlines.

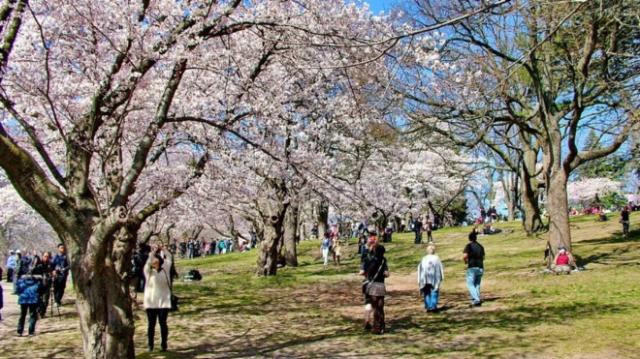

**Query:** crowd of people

left=0, top=244, right=69, bottom=336
left=176, top=235, right=257, bottom=259
left=0, top=205, right=633, bottom=344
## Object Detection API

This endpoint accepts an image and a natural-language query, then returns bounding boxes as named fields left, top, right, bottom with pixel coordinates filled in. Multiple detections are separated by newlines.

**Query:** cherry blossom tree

left=0, top=1, right=404, bottom=356
left=567, top=177, right=622, bottom=208
left=0, top=177, right=56, bottom=260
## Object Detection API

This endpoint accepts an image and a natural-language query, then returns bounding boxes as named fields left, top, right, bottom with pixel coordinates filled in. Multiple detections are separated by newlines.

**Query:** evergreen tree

left=574, top=130, right=627, bottom=180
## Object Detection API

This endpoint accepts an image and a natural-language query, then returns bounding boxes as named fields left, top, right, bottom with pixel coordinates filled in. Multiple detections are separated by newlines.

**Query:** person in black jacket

left=413, top=217, right=423, bottom=244
left=360, top=234, right=389, bottom=334
left=621, top=206, right=631, bottom=237
left=32, top=252, right=54, bottom=317
left=463, top=228, right=485, bottom=307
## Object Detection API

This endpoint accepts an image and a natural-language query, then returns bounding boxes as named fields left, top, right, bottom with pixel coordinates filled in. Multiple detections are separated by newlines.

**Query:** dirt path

left=0, top=282, right=80, bottom=358
left=0, top=283, right=20, bottom=336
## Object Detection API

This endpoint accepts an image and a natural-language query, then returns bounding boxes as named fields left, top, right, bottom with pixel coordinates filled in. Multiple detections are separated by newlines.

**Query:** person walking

left=418, top=244, right=444, bottom=312
left=52, top=244, right=69, bottom=306
left=5, top=250, right=17, bottom=283
left=143, top=245, right=173, bottom=352
left=12, top=250, right=22, bottom=293
left=413, top=217, right=423, bottom=244
left=463, top=229, right=485, bottom=307
left=621, top=205, right=631, bottom=237
left=360, top=234, right=389, bottom=334
left=425, top=219, right=434, bottom=243
left=0, top=281, right=4, bottom=321
left=321, top=232, right=332, bottom=268
left=16, top=272, right=42, bottom=336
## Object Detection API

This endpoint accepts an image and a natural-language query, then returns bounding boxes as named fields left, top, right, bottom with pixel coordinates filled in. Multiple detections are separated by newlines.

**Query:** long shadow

left=137, top=326, right=364, bottom=359
left=576, top=228, right=640, bottom=246
left=572, top=229, right=640, bottom=267
left=176, top=295, right=633, bottom=359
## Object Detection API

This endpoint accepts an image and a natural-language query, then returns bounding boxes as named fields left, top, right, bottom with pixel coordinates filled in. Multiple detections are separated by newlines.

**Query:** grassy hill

left=1, top=213, right=639, bottom=358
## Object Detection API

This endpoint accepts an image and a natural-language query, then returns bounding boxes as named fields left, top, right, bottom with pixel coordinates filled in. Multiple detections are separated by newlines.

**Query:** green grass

left=1, top=213, right=639, bottom=358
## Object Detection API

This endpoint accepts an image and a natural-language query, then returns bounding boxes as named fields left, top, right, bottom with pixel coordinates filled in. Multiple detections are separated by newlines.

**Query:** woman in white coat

left=144, top=245, right=173, bottom=352
left=417, top=244, right=444, bottom=312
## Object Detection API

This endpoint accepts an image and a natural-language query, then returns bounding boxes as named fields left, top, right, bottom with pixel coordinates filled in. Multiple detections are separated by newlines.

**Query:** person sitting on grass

left=552, top=247, right=576, bottom=274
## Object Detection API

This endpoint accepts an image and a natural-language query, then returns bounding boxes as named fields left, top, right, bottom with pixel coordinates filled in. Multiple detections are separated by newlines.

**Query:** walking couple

left=416, top=229, right=485, bottom=312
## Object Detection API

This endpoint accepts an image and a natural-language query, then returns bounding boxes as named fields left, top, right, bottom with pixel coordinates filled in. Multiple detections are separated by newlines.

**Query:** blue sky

left=359, top=0, right=397, bottom=14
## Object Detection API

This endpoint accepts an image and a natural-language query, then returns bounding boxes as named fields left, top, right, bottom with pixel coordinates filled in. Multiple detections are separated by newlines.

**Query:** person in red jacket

left=552, top=247, right=576, bottom=274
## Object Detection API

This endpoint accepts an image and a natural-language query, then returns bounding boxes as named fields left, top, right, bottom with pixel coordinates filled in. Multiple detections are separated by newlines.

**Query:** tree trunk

left=546, top=170, right=571, bottom=255
left=520, top=155, right=543, bottom=235
left=317, top=201, right=329, bottom=240
left=502, top=171, right=518, bottom=222
left=70, top=227, right=136, bottom=359
left=283, top=201, right=299, bottom=267
left=521, top=179, right=543, bottom=235
left=256, top=181, right=289, bottom=276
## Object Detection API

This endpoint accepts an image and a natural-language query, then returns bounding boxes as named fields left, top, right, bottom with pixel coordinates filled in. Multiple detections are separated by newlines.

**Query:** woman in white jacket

left=417, top=244, right=444, bottom=312
left=144, top=245, right=173, bottom=352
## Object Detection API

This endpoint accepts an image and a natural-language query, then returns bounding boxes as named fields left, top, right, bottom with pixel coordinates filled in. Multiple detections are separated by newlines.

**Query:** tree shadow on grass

left=391, top=299, right=629, bottom=334
left=573, top=228, right=640, bottom=267
left=576, top=228, right=640, bottom=246
left=137, top=326, right=364, bottom=359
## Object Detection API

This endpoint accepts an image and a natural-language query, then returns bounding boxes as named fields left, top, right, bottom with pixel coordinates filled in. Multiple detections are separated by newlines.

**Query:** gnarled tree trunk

left=283, top=201, right=299, bottom=267
left=520, top=145, right=543, bottom=235
left=316, top=201, right=329, bottom=240
left=256, top=180, right=289, bottom=276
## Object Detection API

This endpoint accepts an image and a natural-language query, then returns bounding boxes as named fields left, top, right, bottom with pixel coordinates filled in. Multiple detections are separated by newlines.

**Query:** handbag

left=366, top=282, right=386, bottom=296
left=362, top=258, right=386, bottom=295
left=163, top=270, right=179, bottom=312
left=170, top=294, right=179, bottom=312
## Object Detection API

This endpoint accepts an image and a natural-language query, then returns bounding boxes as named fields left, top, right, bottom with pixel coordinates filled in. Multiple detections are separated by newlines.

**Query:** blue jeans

left=423, top=289, right=439, bottom=310
left=466, top=267, right=483, bottom=304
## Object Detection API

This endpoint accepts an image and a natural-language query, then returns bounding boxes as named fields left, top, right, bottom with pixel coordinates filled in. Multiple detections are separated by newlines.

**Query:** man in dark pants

left=16, top=274, right=42, bottom=336
left=463, top=228, right=485, bottom=307
left=413, top=218, right=423, bottom=244
left=0, top=281, right=4, bottom=321
left=621, top=206, right=631, bottom=237
left=32, top=252, right=54, bottom=317
left=52, top=244, right=69, bottom=306
left=5, top=250, right=16, bottom=282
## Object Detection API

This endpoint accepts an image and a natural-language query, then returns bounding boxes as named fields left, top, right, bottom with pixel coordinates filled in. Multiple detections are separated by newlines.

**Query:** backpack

left=184, top=269, right=202, bottom=281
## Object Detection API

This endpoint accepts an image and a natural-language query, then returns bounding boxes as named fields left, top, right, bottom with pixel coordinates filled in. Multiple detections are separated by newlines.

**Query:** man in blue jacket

left=16, top=273, right=42, bottom=336
left=52, top=244, right=69, bottom=306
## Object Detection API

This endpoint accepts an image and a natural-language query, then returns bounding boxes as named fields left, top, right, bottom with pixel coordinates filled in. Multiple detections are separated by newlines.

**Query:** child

left=16, top=273, right=42, bottom=336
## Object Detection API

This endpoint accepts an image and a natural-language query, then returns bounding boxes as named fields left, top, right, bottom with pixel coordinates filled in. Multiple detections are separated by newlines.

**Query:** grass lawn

left=1, top=212, right=639, bottom=358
